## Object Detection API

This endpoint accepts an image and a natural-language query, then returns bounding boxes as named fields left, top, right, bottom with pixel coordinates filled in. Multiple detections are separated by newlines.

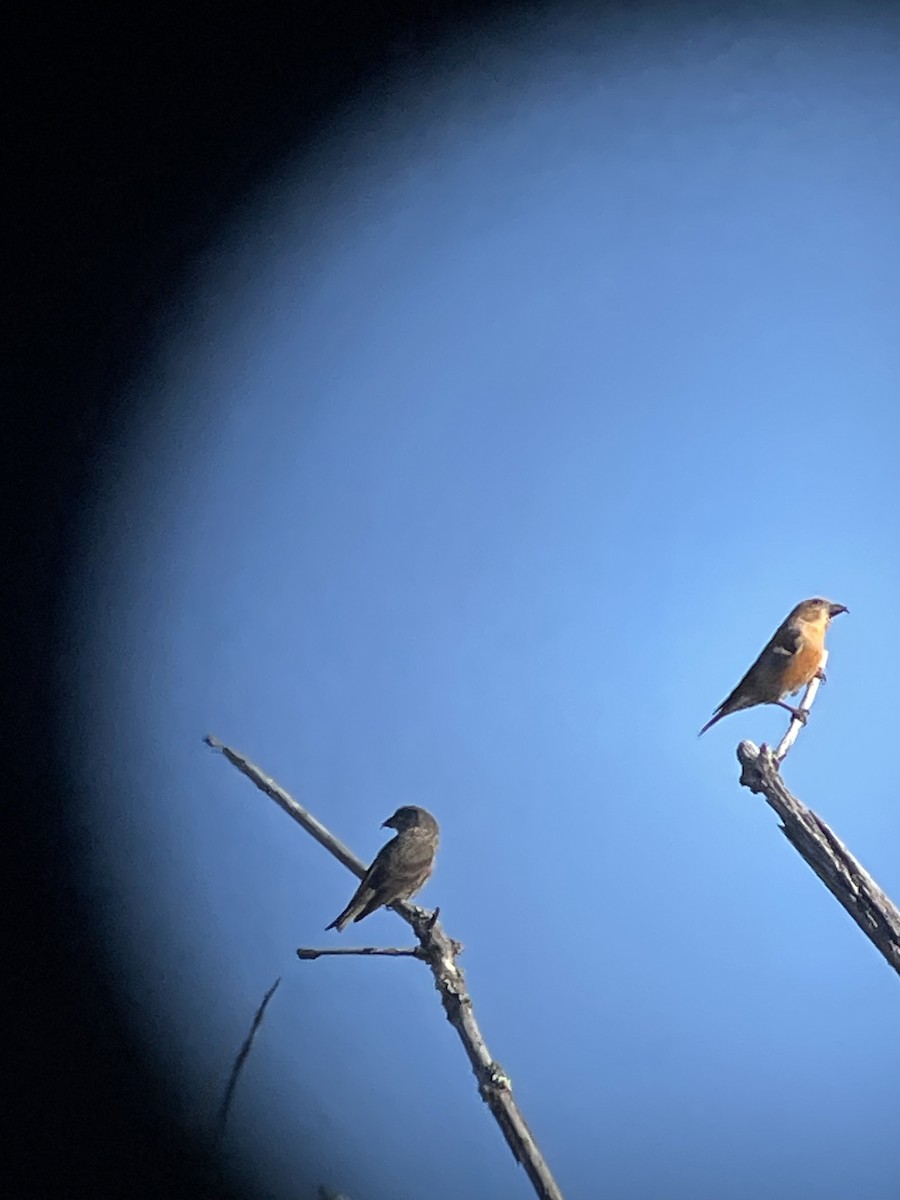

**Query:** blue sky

left=65, top=7, right=900, bottom=1199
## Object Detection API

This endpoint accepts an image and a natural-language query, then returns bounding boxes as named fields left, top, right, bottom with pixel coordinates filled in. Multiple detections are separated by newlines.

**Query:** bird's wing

left=373, top=834, right=434, bottom=889
left=361, top=837, right=405, bottom=890
left=699, top=617, right=812, bottom=735
left=766, top=619, right=803, bottom=659
left=352, top=832, right=435, bottom=919
left=324, top=839, right=398, bottom=929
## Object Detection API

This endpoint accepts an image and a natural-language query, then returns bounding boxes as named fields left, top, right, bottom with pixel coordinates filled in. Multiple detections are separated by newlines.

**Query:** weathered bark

left=737, top=740, right=900, bottom=978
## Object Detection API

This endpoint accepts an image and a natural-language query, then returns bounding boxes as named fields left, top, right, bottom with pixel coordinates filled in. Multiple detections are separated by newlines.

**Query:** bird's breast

left=779, top=640, right=824, bottom=696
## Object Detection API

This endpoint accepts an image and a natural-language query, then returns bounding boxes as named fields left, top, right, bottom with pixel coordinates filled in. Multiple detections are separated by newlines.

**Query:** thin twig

left=205, top=735, right=565, bottom=1200
left=772, top=648, right=828, bottom=762
left=737, top=741, right=900, bottom=977
left=297, top=946, right=422, bottom=960
left=216, top=976, right=281, bottom=1140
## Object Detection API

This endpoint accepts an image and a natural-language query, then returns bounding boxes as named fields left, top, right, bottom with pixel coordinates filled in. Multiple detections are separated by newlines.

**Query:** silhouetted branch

left=205, top=734, right=565, bottom=1200
left=772, top=648, right=828, bottom=762
left=737, top=741, right=900, bottom=977
left=216, top=976, right=281, bottom=1140
left=297, top=946, right=422, bottom=960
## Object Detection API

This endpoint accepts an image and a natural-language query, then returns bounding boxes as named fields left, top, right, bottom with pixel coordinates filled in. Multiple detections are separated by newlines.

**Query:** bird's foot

left=779, top=703, right=808, bottom=725
left=815, top=667, right=827, bottom=684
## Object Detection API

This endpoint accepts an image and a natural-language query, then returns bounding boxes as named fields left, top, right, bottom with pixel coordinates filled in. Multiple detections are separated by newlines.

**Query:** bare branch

left=737, top=741, right=900, bottom=977
left=772, top=648, right=828, bottom=762
left=216, top=976, right=281, bottom=1140
left=205, top=735, right=565, bottom=1200
left=204, top=734, right=366, bottom=878
left=297, top=946, right=422, bottom=960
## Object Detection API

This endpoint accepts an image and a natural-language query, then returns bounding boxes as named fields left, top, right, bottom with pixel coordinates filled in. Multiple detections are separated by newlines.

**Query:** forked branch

left=204, top=734, right=564, bottom=1200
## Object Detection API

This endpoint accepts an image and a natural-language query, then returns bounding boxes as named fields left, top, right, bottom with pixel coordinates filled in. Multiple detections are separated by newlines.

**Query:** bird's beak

left=381, top=818, right=393, bottom=829
left=828, top=602, right=848, bottom=617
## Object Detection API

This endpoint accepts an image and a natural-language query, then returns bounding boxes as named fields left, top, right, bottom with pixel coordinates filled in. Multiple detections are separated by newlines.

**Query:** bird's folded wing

left=767, top=622, right=803, bottom=658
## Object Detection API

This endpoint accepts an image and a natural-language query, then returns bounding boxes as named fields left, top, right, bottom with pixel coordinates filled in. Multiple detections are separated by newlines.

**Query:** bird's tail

left=698, top=708, right=727, bottom=737
left=699, top=687, right=758, bottom=736
left=325, top=908, right=352, bottom=933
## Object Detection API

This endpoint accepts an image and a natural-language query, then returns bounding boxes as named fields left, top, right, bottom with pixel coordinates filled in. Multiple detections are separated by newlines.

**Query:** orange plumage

left=699, top=598, right=847, bottom=736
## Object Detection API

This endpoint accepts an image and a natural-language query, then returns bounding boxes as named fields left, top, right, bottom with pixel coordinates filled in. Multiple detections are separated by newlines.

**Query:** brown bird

left=699, top=597, right=848, bottom=736
left=326, top=805, right=439, bottom=932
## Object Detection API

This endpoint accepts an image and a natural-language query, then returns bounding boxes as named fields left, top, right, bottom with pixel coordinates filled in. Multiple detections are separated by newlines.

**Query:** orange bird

left=699, top=597, right=848, bottom=736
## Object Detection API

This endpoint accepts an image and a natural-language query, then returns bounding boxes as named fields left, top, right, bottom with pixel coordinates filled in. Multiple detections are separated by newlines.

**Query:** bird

left=699, top=597, right=848, bottom=736
left=326, top=805, right=439, bottom=932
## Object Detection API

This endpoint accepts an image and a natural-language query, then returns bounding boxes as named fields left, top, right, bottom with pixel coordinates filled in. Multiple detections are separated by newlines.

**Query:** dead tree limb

left=737, top=740, right=900, bottom=978
left=216, top=975, right=281, bottom=1140
left=204, top=734, right=565, bottom=1200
